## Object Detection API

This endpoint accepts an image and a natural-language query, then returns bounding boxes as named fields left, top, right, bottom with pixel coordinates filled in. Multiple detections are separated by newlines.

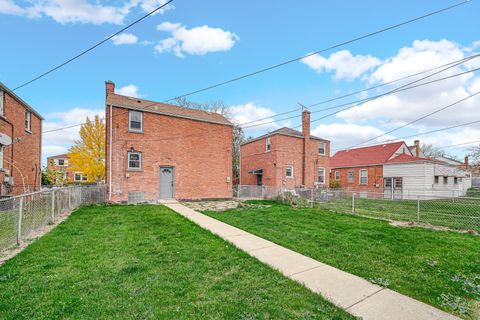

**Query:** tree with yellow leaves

left=67, top=115, right=105, bottom=182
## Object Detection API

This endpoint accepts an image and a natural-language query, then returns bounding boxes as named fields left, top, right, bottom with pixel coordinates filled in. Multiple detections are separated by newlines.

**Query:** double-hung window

left=127, top=151, right=142, bottom=170
left=335, top=171, right=340, bottom=180
left=359, top=169, right=368, bottom=185
left=25, top=111, right=31, bottom=131
left=443, top=176, right=448, bottom=184
left=128, top=110, right=143, bottom=132
left=434, top=176, right=439, bottom=184
left=318, top=142, right=326, bottom=155
left=57, top=159, right=65, bottom=166
left=265, top=137, right=271, bottom=152
left=74, top=172, right=82, bottom=182
left=0, top=91, right=4, bottom=116
left=317, top=167, right=325, bottom=184
left=285, top=165, right=293, bottom=178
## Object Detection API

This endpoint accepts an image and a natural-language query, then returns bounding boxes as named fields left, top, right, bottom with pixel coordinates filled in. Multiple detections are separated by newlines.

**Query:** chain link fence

left=234, top=185, right=480, bottom=233
left=0, top=185, right=105, bottom=252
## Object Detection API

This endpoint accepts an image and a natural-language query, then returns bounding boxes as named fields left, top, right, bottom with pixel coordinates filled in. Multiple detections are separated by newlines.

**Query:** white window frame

left=318, top=142, right=326, bottom=155
left=335, top=171, right=340, bottom=180
left=359, top=169, right=368, bottom=185
left=285, top=165, right=293, bottom=178
left=454, top=177, right=458, bottom=185
left=57, top=159, right=66, bottom=166
left=25, top=110, right=31, bottom=131
left=265, top=137, right=271, bottom=152
left=127, top=151, right=142, bottom=171
left=434, top=176, right=439, bottom=184
left=347, top=171, right=354, bottom=183
left=0, top=145, right=3, bottom=170
left=74, top=172, right=82, bottom=182
left=443, top=176, right=448, bottom=185
left=317, top=167, right=325, bottom=184
left=0, top=91, right=4, bottom=116
left=128, top=110, right=143, bottom=133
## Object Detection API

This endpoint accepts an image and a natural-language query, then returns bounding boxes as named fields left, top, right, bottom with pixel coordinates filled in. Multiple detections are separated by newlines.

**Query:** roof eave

left=0, top=82, right=44, bottom=120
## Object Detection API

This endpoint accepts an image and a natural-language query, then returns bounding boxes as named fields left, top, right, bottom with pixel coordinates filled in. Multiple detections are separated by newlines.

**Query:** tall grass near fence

left=0, top=185, right=105, bottom=252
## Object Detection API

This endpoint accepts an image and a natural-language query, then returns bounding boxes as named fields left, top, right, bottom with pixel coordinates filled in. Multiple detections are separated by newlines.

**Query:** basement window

left=127, top=151, right=142, bottom=170
left=128, top=110, right=143, bottom=132
left=318, top=142, right=326, bottom=155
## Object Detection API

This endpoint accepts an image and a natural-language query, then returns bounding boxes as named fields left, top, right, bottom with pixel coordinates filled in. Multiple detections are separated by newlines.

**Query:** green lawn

left=313, top=194, right=480, bottom=232
left=0, top=205, right=353, bottom=320
left=205, top=201, right=480, bottom=319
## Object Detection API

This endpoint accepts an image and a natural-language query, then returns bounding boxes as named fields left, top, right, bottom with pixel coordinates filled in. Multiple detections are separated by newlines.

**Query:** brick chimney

left=105, top=80, right=115, bottom=97
left=414, top=139, right=420, bottom=157
left=464, top=156, right=469, bottom=170
left=302, top=110, right=311, bottom=186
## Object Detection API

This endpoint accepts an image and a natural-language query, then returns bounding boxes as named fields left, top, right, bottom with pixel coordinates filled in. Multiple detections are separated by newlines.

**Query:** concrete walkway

left=164, top=202, right=459, bottom=320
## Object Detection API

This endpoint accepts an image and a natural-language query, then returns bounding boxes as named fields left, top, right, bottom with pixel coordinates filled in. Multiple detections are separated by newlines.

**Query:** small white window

left=265, top=137, right=271, bottom=152
left=285, top=165, right=293, bottom=178
left=25, top=111, right=31, bottom=131
left=57, top=159, right=65, bottom=166
left=0, top=91, right=4, bottom=116
left=127, top=151, right=142, bottom=170
left=359, top=169, right=368, bottom=185
left=348, top=171, right=354, bottom=183
left=74, top=172, right=82, bottom=182
left=0, top=145, right=3, bottom=169
left=443, top=176, right=448, bottom=184
left=434, top=176, right=439, bottom=184
left=318, top=142, right=326, bottom=155
left=335, top=171, right=340, bottom=180
left=317, top=167, right=325, bottom=184
left=128, top=110, right=143, bottom=132
left=454, top=177, right=458, bottom=185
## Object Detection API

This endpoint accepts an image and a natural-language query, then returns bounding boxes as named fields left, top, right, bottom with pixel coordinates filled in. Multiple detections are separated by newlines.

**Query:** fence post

left=352, top=192, right=355, bottom=214
left=50, top=190, right=55, bottom=223
left=310, top=189, right=314, bottom=208
left=68, top=187, right=72, bottom=209
left=17, top=196, right=24, bottom=246
left=417, top=196, right=420, bottom=224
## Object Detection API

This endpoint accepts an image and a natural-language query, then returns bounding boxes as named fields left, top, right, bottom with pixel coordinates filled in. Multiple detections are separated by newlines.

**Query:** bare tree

left=469, top=144, right=480, bottom=165
left=422, top=143, right=459, bottom=160
left=172, top=98, right=245, bottom=181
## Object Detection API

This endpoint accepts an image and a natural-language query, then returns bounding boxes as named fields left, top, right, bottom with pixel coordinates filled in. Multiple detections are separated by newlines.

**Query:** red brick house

left=105, top=81, right=233, bottom=203
left=330, top=141, right=471, bottom=197
left=0, top=82, right=43, bottom=196
left=46, top=154, right=87, bottom=183
left=240, top=110, right=330, bottom=189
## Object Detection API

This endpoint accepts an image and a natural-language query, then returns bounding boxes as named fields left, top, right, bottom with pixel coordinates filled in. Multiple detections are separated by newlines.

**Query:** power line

left=347, top=90, right=480, bottom=149
left=331, top=119, right=480, bottom=153
left=11, top=0, right=174, bottom=92
left=239, top=53, right=480, bottom=127
left=159, top=0, right=471, bottom=102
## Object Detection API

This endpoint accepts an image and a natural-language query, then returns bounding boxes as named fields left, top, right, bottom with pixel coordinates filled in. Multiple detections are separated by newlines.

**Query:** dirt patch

left=0, top=210, right=72, bottom=266
left=182, top=200, right=240, bottom=212
left=389, top=220, right=478, bottom=235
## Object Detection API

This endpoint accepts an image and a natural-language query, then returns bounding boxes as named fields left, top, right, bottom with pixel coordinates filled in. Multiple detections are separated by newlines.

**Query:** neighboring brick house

left=46, top=154, right=88, bottom=183
left=240, top=110, right=330, bottom=189
left=331, top=141, right=471, bottom=198
left=105, top=81, right=233, bottom=203
left=0, top=82, right=43, bottom=196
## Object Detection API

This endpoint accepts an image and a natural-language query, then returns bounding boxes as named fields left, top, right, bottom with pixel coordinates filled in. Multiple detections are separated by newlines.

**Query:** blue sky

left=1, top=0, right=479, bottom=163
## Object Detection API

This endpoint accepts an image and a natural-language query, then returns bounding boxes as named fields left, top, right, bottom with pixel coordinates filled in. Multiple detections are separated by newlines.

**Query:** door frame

left=159, top=166, right=175, bottom=199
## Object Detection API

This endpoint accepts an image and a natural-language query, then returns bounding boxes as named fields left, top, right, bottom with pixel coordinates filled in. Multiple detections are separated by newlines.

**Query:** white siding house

left=383, top=160, right=472, bottom=199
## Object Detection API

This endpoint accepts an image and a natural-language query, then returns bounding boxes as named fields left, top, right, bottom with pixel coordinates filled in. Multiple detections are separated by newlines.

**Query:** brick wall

left=0, top=92, right=42, bottom=195
left=331, top=165, right=383, bottom=193
left=106, top=105, right=233, bottom=202
left=46, top=156, right=80, bottom=182
left=240, top=134, right=330, bottom=189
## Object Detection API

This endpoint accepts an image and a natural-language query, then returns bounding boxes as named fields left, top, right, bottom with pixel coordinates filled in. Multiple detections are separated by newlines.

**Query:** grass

left=205, top=201, right=480, bottom=319
left=0, top=204, right=353, bottom=320
left=313, top=194, right=480, bottom=232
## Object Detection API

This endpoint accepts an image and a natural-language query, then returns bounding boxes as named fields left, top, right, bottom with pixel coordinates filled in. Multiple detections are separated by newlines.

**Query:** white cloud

left=43, top=107, right=104, bottom=147
left=43, top=145, right=68, bottom=159
left=116, top=84, right=141, bottom=98
left=229, top=103, right=278, bottom=132
left=155, top=22, right=239, bottom=57
left=111, top=33, right=138, bottom=45
left=311, top=123, right=392, bottom=152
left=0, top=0, right=172, bottom=25
left=337, top=39, right=480, bottom=131
left=301, top=50, right=382, bottom=80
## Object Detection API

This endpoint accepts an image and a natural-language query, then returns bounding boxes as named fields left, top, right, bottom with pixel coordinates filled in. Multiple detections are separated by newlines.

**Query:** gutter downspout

left=109, top=104, right=113, bottom=202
